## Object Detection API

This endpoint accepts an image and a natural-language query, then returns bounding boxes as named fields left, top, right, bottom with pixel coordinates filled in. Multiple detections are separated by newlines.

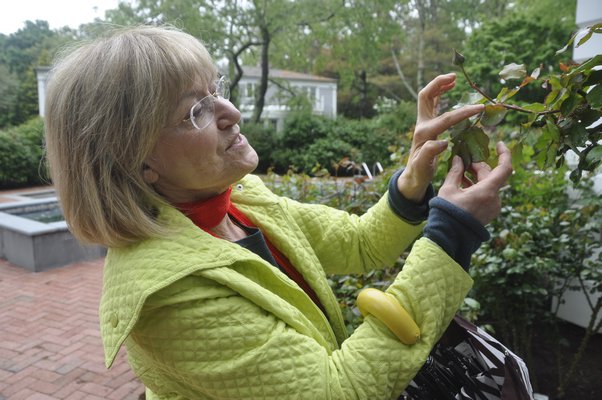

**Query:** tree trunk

left=253, top=27, right=270, bottom=124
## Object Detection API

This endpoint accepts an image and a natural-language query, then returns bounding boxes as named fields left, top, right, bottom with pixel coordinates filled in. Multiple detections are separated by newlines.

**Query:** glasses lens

left=190, top=96, right=215, bottom=130
left=188, top=77, right=230, bottom=130
left=217, top=77, right=230, bottom=100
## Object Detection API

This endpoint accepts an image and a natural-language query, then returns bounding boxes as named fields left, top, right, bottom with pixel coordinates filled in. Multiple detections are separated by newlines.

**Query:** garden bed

left=531, top=320, right=602, bottom=399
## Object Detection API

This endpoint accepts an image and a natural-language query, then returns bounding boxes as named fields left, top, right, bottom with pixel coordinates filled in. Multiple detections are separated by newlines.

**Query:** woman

left=44, top=26, right=512, bottom=399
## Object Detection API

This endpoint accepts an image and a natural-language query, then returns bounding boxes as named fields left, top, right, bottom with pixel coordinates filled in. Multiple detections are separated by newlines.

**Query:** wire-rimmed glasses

left=182, top=76, right=230, bottom=130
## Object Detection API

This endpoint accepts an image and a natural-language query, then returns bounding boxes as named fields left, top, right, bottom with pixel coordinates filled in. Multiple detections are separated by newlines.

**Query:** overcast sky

left=0, top=0, right=123, bottom=35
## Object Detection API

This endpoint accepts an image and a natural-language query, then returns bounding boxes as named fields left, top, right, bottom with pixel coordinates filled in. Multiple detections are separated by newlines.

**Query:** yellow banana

left=356, top=288, right=420, bottom=345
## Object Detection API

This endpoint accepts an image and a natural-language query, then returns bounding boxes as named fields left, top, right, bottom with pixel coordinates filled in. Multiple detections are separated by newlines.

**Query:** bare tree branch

left=390, top=48, right=418, bottom=100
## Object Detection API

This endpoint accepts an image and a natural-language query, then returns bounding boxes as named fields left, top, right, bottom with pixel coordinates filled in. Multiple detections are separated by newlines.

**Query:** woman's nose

left=214, top=97, right=241, bottom=130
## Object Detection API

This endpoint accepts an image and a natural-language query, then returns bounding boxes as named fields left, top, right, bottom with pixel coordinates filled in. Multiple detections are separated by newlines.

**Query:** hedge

left=0, top=117, right=49, bottom=189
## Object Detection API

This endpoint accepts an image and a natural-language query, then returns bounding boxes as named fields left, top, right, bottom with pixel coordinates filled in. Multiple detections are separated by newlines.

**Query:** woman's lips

left=227, top=134, right=246, bottom=150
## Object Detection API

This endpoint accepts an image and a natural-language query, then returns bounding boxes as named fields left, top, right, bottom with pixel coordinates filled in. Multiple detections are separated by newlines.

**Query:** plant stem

left=459, top=64, right=560, bottom=115
left=460, top=64, right=496, bottom=103
left=556, top=297, right=602, bottom=398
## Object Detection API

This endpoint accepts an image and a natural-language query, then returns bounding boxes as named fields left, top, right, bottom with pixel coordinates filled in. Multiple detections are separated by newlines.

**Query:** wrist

left=396, top=171, right=427, bottom=203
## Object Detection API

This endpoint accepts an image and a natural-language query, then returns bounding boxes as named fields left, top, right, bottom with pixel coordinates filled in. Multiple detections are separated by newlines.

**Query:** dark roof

left=242, top=66, right=337, bottom=83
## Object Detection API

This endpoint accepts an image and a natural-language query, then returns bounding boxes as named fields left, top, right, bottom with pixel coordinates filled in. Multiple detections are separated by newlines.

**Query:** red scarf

left=176, top=187, right=324, bottom=311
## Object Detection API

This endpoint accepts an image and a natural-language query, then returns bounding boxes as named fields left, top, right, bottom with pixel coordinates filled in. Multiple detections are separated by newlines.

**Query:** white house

left=237, top=66, right=337, bottom=133
left=35, top=66, right=51, bottom=117
left=573, top=0, right=602, bottom=64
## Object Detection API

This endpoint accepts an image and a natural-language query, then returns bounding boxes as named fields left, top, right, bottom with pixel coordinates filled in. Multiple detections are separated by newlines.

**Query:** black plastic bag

left=400, top=315, right=534, bottom=400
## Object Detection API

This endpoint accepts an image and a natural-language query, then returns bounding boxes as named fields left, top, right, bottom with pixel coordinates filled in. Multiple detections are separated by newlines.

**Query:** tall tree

left=103, top=0, right=342, bottom=122
left=388, top=0, right=468, bottom=101
left=311, top=0, right=402, bottom=118
left=455, top=10, right=576, bottom=104
left=0, top=20, right=70, bottom=127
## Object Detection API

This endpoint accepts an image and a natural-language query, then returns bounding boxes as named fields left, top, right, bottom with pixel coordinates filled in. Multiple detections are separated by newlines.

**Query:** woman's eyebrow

left=179, top=89, right=201, bottom=102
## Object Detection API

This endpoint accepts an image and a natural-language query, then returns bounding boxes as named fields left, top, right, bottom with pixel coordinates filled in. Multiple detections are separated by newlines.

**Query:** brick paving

left=0, top=258, right=144, bottom=400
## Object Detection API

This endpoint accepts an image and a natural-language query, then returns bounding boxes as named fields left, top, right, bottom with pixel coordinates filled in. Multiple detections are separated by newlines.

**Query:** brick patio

left=0, top=257, right=144, bottom=400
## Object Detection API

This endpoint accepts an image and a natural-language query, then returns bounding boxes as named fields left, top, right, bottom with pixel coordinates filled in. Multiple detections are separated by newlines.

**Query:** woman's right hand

left=437, top=141, right=512, bottom=226
left=397, top=73, right=484, bottom=203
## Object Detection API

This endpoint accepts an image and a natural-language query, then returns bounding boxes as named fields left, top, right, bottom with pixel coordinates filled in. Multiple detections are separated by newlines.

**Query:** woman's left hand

left=397, top=73, right=484, bottom=202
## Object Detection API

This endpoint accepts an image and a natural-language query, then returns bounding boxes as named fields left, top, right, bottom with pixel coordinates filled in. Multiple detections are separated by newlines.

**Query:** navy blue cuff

left=423, top=197, right=490, bottom=270
left=387, top=169, right=435, bottom=224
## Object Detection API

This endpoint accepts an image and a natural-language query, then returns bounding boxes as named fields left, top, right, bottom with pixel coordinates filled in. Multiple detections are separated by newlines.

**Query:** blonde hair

left=44, top=25, right=217, bottom=247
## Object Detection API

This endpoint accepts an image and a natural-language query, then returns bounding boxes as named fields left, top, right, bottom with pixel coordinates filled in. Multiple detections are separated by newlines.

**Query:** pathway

left=0, top=258, right=144, bottom=400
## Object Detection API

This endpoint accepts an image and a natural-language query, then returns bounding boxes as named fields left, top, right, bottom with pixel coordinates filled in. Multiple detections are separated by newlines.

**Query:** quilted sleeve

left=280, top=192, right=424, bottom=275
left=128, top=238, right=472, bottom=400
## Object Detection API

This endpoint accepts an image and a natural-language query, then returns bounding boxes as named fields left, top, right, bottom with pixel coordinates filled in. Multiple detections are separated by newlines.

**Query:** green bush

left=469, top=165, right=601, bottom=363
left=0, top=116, right=48, bottom=188
left=269, top=111, right=414, bottom=175
left=242, top=122, right=279, bottom=173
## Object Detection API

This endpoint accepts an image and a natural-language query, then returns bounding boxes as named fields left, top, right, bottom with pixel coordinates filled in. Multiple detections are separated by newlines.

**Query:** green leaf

left=448, top=118, right=471, bottom=139
left=450, top=140, right=472, bottom=168
left=511, top=142, right=524, bottom=168
left=496, top=87, right=520, bottom=102
left=465, top=126, right=490, bottom=163
left=534, top=120, right=560, bottom=169
left=575, top=106, right=602, bottom=126
left=549, top=87, right=569, bottom=109
left=560, top=93, right=584, bottom=115
left=520, top=103, right=546, bottom=129
left=463, top=297, right=480, bottom=309
left=568, top=54, right=602, bottom=77
left=576, top=30, right=594, bottom=48
left=452, top=49, right=465, bottom=66
left=457, top=91, right=486, bottom=106
left=583, top=145, right=602, bottom=170
left=584, top=69, right=602, bottom=86
left=569, top=167, right=582, bottom=183
left=481, top=104, right=508, bottom=127
left=499, top=63, right=527, bottom=81
left=521, top=103, right=547, bottom=113
left=587, top=85, right=602, bottom=109
left=559, top=117, right=589, bottom=149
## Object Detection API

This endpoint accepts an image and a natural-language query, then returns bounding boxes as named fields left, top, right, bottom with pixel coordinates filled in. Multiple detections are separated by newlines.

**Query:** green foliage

left=0, top=64, right=19, bottom=127
left=450, top=24, right=602, bottom=182
left=469, top=165, right=601, bottom=363
left=453, top=12, right=574, bottom=104
left=0, top=20, right=75, bottom=129
left=0, top=117, right=49, bottom=188
left=267, top=111, right=412, bottom=175
left=241, top=122, right=279, bottom=173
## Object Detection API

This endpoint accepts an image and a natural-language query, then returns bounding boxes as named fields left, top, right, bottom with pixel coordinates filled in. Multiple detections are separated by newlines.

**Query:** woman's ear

left=142, top=164, right=159, bottom=184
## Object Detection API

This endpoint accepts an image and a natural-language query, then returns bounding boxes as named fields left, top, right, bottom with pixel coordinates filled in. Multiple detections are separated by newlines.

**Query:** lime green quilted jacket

left=99, top=174, right=473, bottom=399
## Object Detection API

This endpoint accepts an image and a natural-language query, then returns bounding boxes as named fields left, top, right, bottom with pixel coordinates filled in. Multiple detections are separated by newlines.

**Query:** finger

left=470, top=162, right=492, bottom=182
left=418, top=73, right=456, bottom=102
left=416, top=140, right=448, bottom=165
left=479, top=142, right=513, bottom=189
left=442, top=155, right=465, bottom=188
left=425, top=103, right=484, bottom=134
left=417, top=73, right=456, bottom=119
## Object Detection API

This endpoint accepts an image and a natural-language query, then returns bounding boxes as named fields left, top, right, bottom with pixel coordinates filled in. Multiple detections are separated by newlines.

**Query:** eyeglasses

left=182, top=76, right=230, bottom=130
